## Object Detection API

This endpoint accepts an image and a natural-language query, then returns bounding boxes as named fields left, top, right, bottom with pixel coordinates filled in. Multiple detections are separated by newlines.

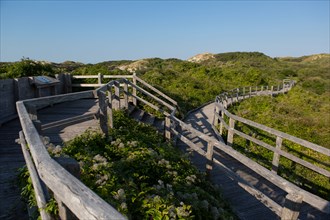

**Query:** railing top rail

left=214, top=101, right=329, bottom=157
left=72, top=75, right=134, bottom=79
left=134, top=75, right=178, bottom=107
left=16, top=100, right=126, bottom=220
left=22, top=90, right=95, bottom=110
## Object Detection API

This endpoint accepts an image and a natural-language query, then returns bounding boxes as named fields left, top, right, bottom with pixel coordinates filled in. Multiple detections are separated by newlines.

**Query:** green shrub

left=62, top=111, right=235, bottom=219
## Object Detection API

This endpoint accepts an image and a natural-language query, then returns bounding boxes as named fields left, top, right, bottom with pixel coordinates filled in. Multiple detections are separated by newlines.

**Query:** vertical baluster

left=206, top=141, right=214, bottom=175
left=107, top=84, right=113, bottom=129
left=123, top=80, right=128, bottom=109
left=272, top=136, right=282, bottom=174
left=165, top=116, right=171, bottom=140
left=132, top=73, right=137, bottom=106
left=227, top=117, right=235, bottom=147
left=97, top=90, right=108, bottom=136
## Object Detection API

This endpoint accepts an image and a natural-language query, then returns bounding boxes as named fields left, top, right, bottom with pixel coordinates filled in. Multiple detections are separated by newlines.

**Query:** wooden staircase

left=128, top=103, right=165, bottom=133
left=13, top=75, right=329, bottom=220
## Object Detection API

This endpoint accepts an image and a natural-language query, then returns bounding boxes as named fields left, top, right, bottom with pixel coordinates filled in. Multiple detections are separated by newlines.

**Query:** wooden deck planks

left=0, top=98, right=100, bottom=219
left=0, top=119, right=28, bottom=220
left=2, top=93, right=328, bottom=220
left=182, top=103, right=329, bottom=220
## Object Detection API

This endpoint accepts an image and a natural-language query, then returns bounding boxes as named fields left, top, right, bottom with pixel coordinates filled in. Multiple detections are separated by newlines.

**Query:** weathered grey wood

left=22, top=90, right=94, bottom=110
left=206, top=141, right=214, bottom=172
left=41, top=112, right=96, bottom=131
left=165, top=117, right=171, bottom=140
left=127, top=81, right=175, bottom=111
left=114, top=81, right=120, bottom=110
left=135, top=76, right=178, bottom=106
left=19, top=131, right=51, bottom=220
left=271, top=86, right=274, bottom=96
left=65, top=73, right=72, bottom=93
left=132, top=73, right=137, bottom=106
left=171, top=128, right=207, bottom=156
left=272, top=136, right=282, bottom=174
left=128, top=92, right=169, bottom=116
left=72, top=75, right=133, bottom=79
left=53, top=157, right=81, bottom=220
left=107, top=86, right=114, bottom=129
left=97, top=90, right=108, bottom=136
left=216, top=102, right=330, bottom=157
left=227, top=118, right=235, bottom=147
left=281, top=193, right=303, bottom=220
left=0, top=79, right=16, bottom=121
left=212, top=141, right=330, bottom=214
left=98, top=73, right=103, bottom=85
left=26, top=104, right=37, bottom=121
left=123, top=82, right=128, bottom=109
left=17, top=101, right=126, bottom=220
left=212, top=157, right=283, bottom=217
left=228, top=123, right=330, bottom=177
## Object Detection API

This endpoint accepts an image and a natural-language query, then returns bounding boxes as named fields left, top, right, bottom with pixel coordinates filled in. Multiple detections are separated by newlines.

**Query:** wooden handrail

left=17, top=100, right=126, bottom=220
left=17, top=75, right=329, bottom=220
left=214, top=102, right=330, bottom=157
left=134, top=76, right=178, bottom=106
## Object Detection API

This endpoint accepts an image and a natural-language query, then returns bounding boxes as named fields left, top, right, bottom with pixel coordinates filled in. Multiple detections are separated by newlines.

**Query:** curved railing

left=16, top=75, right=178, bottom=220
left=17, top=76, right=329, bottom=220
left=210, top=79, right=330, bottom=214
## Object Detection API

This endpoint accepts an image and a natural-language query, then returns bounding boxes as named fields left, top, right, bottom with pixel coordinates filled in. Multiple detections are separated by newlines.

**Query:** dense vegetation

left=60, top=111, right=235, bottom=219
left=226, top=54, right=330, bottom=199
left=8, top=52, right=329, bottom=209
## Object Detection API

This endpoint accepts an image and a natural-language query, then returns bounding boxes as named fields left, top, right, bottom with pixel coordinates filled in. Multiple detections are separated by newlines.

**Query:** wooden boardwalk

left=0, top=98, right=100, bottom=219
left=180, top=103, right=329, bottom=220
left=1, top=96, right=329, bottom=219
left=0, top=118, right=27, bottom=220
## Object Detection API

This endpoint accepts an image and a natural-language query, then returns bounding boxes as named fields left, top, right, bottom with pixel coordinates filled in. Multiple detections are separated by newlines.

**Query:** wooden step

left=142, top=113, right=155, bottom=125
left=131, top=109, right=145, bottom=121
left=127, top=103, right=135, bottom=115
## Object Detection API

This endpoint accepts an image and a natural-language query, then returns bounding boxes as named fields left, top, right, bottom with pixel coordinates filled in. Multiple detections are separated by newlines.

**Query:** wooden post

left=19, top=132, right=51, bottom=220
left=107, top=85, right=113, bottom=129
left=219, top=111, right=225, bottom=135
left=114, top=81, right=120, bottom=110
left=54, top=157, right=81, bottom=220
left=98, top=73, right=103, bottom=86
left=65, top=73, right=72, bottom=93
left=243, top=87, right=245, bottom=99
left=132, top=73, right=137, bottom=106
left=213, top=105, right=219, bottom=127
left=26, top=104, right=42, bottom=133
left=165, top=116, right=171, bottom=140
left=281, top=193, right=303, bottom=220
left=206, top=141, right=214, bottom=174
left=271, top=86, right=274, bottom=97
left=227, top=117, right=235, bottom=147
left=123, top=80, right=128, bottom=109
left=97, top=90, right=108, bottom=136
left=249, top=87, right=252, bottom=98
left=236, top=88, right=239, bottom=102
left=272, top=136, right=282, bottom=174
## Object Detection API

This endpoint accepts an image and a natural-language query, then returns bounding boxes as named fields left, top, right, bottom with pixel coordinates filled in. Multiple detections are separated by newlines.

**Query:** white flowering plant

left=63, top=111, right=236, bottom=219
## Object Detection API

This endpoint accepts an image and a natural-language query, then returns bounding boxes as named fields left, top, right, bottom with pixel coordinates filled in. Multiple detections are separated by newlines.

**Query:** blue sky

left=1, top=0, right=329, bottom=63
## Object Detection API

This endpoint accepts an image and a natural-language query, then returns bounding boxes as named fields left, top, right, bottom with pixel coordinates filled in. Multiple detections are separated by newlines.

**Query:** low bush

left=62, top=111, right=235, bottom=219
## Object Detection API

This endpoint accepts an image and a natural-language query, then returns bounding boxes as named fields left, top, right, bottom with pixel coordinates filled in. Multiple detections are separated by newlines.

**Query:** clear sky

left=1, top=0, right=329, bottom=63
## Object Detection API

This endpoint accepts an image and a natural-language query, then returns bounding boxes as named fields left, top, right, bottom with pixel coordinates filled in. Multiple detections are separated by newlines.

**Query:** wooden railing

left=16, top=74, right=179, bottom=220
left=209, top=79, right=330, bottom=216
left=17, top=76, right=329, bottom=220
